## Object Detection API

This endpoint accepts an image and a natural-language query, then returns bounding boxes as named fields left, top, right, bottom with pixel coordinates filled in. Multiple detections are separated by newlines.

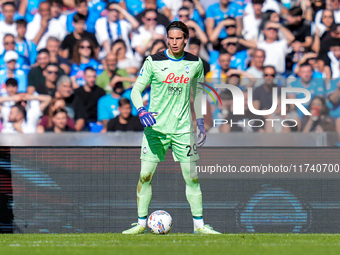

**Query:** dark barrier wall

left=2, top=147, right=340, bottom=234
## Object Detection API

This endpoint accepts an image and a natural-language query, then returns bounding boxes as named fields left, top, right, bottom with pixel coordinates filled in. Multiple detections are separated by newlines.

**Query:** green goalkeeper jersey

left=131, top=49, right=204, bottom=134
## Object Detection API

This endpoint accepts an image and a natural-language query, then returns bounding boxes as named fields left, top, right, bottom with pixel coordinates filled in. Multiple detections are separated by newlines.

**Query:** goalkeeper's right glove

left=137, top=107, right=157, bottom=127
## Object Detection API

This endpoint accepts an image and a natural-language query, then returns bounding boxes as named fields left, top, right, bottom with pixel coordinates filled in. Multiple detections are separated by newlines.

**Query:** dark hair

left=85, top=66, right=96, bottom=73
left=3, top=33, right=14, bottom=42
left=46, top=62, right=59, bottom=69
left=260, top=10, right=277, bottom=31
left=52, top=107, right=68, bottom=117
left=252, top=0, right=264, bottom=4
left=111, top=38, right=126, bottom=51
left=321, top=9, right=334, bottom=27
left=166, top=21, right=189, bottom=39
left=189, top=37, right=201, bottom=47
left=72, top=38, right=97, bottom=65
left=73, top=13, right=87, bottom=23
left=263, top=65, right=276, bottom=75
left=289, top=6, right=303, bottom=17
left=2, top=1, right=15, bottom=9
left=151, top=39, right=166, bottom=51
left=308, top=95, right=329, bottom=115
left=38, top=48, right=50, bottom=55
left=219, top=48, right=231, bottom=56
left=107, top=2, right=120, bottom=10
left=75, top=0, right=87, bottom=6
left=143, top=8, right=157, bottom=17
left=16, top=19, right=28, bottom=26
left=330, top=38, right=340, bottom=47
left=178, top=6, right=190, bottom=12
left=13, top=103, right=26, bottom=120
left=48, top=0, right=62, bottom=6
left=119, top=98, right=131, bottom=107
left=6, top=78, right=18, bottom=87
left=300, top=61, right=313, bottom=69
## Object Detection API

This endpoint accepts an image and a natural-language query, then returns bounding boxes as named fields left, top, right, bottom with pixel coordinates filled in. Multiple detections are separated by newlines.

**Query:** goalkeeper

left=122, top=21, right=220, bottom=235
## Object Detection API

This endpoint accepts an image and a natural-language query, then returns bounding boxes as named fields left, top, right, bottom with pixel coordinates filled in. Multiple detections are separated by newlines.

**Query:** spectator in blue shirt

left=70, top=38, right=103, bottom=88
left=0, top=51, right=27, bottom=95
left=0, top=34, right=30, bottom=72
left=15, top=19, right=37, bottom=75
left=288, top=62, right=325, bottom=117
left=123, top=0, right=172, bottom=20
left=18, top=0, right=44, bottom=23
left=66, top=0, right=106, bottom=33
left=205, top=0, right=243, bottom=40
left=97, top=79, right=123, bottom=129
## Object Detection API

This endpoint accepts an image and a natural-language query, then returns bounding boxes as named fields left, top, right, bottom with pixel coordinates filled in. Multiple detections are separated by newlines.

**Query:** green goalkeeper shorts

left=140, top=128, right=200, bottom=163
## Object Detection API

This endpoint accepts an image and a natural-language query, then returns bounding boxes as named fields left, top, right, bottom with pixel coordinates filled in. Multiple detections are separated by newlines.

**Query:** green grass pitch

left=1, top=233, right=340, bottom=255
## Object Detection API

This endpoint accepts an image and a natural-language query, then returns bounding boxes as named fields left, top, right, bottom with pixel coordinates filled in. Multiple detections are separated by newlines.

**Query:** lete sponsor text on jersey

left=162, top=73, right=189, bottom=84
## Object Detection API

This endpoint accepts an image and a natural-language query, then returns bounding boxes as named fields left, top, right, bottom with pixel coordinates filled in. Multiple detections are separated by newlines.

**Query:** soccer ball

left=148, top=210, right=173, bottom=234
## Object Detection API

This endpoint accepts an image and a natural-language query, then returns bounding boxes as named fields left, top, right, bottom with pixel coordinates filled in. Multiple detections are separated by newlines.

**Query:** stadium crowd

left=0, top=0, right=339, bottom=133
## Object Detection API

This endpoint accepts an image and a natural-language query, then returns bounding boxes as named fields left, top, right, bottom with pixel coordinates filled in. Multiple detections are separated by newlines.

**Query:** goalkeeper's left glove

left=196, top=118, right=206, bottom=147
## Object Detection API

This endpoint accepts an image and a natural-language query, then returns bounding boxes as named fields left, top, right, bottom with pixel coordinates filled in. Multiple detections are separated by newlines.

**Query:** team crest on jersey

left=143, top=147, right=147, bottom=154
left=185, top=66, right=189, bottom=74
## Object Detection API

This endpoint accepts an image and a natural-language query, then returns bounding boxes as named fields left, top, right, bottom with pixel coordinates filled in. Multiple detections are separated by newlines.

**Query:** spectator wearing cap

left=27, top=49, right=65, bottom=94
left=0, top=51, right=27, bottom=95
left=26, top=1, right=66, bottom=50
left=95, top=2, right=139, bottom=59
left=61, top=13, right=99, bottom=60
left=135, top=0, right=170, bottom=28
left=15, top=19, right=37, bottom=74
left=105, top=98, right=143, bottom=132
left=205, top=0, right=243, bottom=40
left=188, top=37, right=210, bottom=75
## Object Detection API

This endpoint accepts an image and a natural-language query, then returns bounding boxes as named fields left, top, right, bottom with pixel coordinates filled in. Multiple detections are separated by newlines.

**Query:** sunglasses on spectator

left=4, top=41, right=15, bottom=45
left=80, top=45, right=91, bottom=49
left=266, top=27, right=278, bottom=32
left=179, top=15, right=189, bottom=18
left=264, top=73, right=275, bottom=77
left=146, top=18, right=157, bottom=21
left=225, top=25, right=236, bottom=29
left=47, top=70, right=59, bottom=75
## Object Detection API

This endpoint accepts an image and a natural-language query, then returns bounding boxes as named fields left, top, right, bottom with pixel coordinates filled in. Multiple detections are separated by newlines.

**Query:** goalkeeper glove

left=137, top=107, right=157, bottom=127
left=196, top=118, right=206, bottom=147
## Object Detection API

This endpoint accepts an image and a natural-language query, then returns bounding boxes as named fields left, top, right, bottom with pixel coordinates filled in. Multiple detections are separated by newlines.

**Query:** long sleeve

left=192, top=59, right=204, bottom=120
left=131, top=57, right=153, bottom=110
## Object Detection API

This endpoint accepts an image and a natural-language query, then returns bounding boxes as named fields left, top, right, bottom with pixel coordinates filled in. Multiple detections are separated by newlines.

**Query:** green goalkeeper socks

left=137, top=160, right=158, bottom=218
